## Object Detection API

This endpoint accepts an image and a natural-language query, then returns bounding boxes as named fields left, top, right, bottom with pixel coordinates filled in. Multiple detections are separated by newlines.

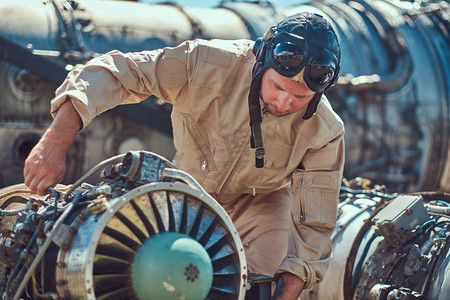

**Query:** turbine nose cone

left=132, top=232, right=213, bottom=300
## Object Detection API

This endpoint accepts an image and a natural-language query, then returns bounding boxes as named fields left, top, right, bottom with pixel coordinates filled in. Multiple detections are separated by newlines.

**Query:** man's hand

left=272, top=272, right=305, bottom=300
left=24, top=132, right=68, bottom=195
left=24, top=100, right=81, bottom=195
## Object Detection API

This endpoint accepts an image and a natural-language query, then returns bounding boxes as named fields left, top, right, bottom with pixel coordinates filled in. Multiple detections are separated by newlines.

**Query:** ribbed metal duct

left=285, top=0, right=450, bottom=192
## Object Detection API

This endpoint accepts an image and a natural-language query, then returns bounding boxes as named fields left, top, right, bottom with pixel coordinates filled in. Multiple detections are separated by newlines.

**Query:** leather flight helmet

left=248, top=12, right=341, bottom=168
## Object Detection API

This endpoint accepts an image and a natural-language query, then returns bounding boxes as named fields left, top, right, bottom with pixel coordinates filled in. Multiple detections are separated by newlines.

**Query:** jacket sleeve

left=276, top=125, right=345, bottom=289
left=50, top=41, right=196, bottom=130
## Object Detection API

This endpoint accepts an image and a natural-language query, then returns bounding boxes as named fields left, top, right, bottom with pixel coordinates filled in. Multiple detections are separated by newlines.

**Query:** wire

left=50, top=187, right=60, bottom=221
left=12, top=192, right=82, bottom=300
left=436, top=200, right=450, bottom=207
left=421, top=219, right=436, bottom=232
left=61, top=154, right=126, bottom=202
left=351, top=233, right=378, bottom=292
left=340, top=186, right=397, bottom=200
left=343, top=201, right=389, bottom=299
left=3, top=228, right=39, bottom=299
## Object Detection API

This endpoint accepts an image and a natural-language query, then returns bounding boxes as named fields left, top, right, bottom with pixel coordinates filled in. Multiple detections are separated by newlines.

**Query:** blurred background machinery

left=0, top=0, right=449, bottom=193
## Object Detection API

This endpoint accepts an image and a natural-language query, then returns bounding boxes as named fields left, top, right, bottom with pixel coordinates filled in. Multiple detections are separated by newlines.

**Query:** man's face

left=260, top=68, right=315, bottom=117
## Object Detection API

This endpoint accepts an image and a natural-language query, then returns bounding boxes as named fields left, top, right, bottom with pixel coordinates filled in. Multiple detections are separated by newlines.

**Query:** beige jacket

left=51, top=39, right=345, bottom=288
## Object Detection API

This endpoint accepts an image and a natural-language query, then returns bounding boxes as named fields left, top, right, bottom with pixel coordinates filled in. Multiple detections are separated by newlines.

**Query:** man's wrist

left=44, top=100, right=82, bottom=151
left=272, top=272, right=305, bottom=300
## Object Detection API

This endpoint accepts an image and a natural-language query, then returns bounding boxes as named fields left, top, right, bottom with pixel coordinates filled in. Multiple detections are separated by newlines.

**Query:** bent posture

left=24, top=12, right=345, bottom=299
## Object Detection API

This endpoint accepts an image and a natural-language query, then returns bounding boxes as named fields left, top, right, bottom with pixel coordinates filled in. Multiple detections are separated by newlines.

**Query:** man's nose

left=276, top=93, right=292, bottom=111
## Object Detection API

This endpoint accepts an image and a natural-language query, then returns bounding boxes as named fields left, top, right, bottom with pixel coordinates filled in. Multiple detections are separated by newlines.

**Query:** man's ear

left=252, top=37, right=263, bottom=56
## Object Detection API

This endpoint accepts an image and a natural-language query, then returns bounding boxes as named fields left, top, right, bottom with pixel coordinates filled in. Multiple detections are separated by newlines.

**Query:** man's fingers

left=24, top=161, right=40, bottom=191
left=37, top=180, right=54, bottom=196
left=23, top=156, right=41, bottom=185
left=27, top=174, right=40, bottom=195
left=23, top=158, right=34, bottom=180
left=26, top=169, right=64, bottom=195
left=23, top=164, right=29, bottom=179
left=24, top=169, right=32, bottom=188
left=26, top=171, right=53, bottom=196
left=22, top=138, right=67, bottom=195
left=32, top=176, right=54, bottom=196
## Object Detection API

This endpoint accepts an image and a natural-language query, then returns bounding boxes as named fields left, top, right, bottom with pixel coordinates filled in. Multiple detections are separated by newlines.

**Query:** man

left=24, top=12, right=344, bottom=299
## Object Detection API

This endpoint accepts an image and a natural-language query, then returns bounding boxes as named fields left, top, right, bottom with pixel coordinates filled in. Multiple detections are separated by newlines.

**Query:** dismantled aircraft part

left=302, top=182, right=450, bottom=300
left=1, top=152, right=448, bottom=300
left=0, top=151, right=247, bottom=300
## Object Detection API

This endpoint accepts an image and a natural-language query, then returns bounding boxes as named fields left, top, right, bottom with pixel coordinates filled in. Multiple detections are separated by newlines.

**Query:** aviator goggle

left=265, top=32, right=339, bottom=93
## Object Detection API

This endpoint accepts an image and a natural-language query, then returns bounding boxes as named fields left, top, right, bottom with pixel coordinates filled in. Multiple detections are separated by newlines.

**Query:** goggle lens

left=272, top=43, right=305, bottom=72
left=309, top=62, right=335, bottom=86
left=268, top=39, right=338, bottom=92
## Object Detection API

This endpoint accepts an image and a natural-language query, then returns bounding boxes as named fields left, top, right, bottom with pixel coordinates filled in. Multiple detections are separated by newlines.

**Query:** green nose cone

left=132, top=232, right=213, bottom=300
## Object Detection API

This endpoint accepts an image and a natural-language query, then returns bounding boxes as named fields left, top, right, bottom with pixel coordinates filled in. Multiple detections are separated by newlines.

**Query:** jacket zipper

left=217, top=136, right=250, bottom=194
left=218, top=110, right=267, bottom=195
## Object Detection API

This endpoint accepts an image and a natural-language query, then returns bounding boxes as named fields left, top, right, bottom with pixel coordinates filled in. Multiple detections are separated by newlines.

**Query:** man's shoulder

left=292, top=95, right=344, bottom=148
left=315, top=95, right=344, bottom=130
left=194, top=38, right=255, bottom=59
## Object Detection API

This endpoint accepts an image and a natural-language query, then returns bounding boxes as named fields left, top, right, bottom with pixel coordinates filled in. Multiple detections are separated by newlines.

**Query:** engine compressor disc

left=55, top=182, right=247, bottom=300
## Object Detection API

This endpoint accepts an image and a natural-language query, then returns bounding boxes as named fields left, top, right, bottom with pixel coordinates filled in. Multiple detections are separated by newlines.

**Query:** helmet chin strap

left=247, top=60, right=322, bottom=168
left=303, top=92, right=322, bottom=120
left=248, top=39, right=328, bottom=168
left=248, top=12, right=341, bottom=168
left=248, top=66, right=265, bottom=168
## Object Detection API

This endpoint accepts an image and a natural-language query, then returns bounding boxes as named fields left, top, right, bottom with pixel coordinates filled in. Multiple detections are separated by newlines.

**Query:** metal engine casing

left=0, top=151, right=247, bottom=300
left=303, top=185, right=450, bottom=300
left=55, top=182, right=247, bottom=299
left=0, top=152, right=449, bottom=299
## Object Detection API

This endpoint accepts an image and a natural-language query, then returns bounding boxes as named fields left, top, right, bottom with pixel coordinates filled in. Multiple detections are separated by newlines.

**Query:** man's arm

left=272, top=272, right=305, bottom=300
left=24, top=100, right=81, bottom=195
left=275, top=114, right=345, bottom=292
left=24, top=44, right=194, bottom=195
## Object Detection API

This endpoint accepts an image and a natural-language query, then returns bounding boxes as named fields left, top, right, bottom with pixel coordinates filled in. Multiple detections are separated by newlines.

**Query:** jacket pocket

left=291, top=170, right=340, bottom=230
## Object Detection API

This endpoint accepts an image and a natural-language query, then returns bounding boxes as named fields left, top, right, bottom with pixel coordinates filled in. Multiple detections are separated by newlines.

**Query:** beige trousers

left=211, top=187, right=291, bottom=276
